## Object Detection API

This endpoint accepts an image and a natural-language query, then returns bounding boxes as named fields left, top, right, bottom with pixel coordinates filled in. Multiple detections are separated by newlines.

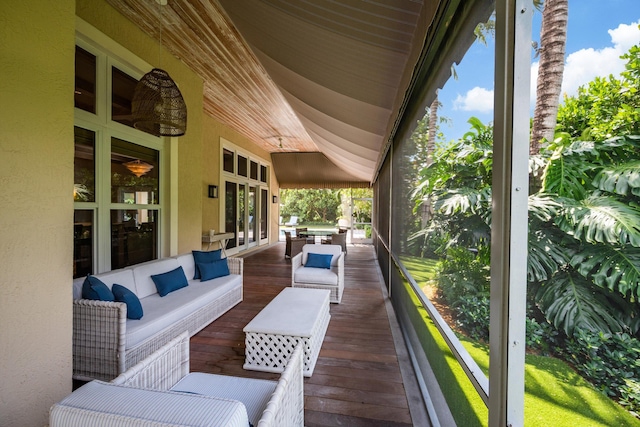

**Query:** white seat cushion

left=126, top=275, right=242, bottom=349
left=294, top=266, right=338, bottom=286
left=171, top=373, right=277, bottom=427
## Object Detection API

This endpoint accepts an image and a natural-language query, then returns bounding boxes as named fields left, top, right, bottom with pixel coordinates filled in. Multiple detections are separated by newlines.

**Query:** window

left=250, top=160, right=258, bottom=180
left=223, top=148, right=234, bottom=173
left=260, top=165, right=267, bottom=183
left=111, top=67, right=137, bottom=128
left=75, top=46, right=96, bottom=114
left=74, top=39, right=165, bottom=277
left=238, top=154, right=247, bottom=177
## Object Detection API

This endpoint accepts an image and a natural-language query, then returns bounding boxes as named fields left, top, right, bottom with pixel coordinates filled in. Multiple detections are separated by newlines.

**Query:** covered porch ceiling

left=106, top=0, right=439, bottom=187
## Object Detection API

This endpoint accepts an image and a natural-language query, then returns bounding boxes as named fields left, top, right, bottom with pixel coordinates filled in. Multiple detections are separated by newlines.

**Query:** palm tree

left=531, top=0, right=569, bottom=155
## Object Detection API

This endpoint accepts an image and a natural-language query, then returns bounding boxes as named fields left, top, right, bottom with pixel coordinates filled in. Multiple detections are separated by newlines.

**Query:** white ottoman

left=243, top=287, right=330, bottom=377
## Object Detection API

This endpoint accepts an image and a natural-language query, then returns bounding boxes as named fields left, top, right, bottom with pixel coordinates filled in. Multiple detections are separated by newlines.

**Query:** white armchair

left=50, top=332, right=304, bottom=427
left=292, top=244, right=344, bottom=303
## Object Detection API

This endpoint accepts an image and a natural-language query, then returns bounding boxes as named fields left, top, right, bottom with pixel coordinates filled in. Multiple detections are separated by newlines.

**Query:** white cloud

left=453, top=86, right=494, bottom=113
left=531, top=21, right=640, bottom=100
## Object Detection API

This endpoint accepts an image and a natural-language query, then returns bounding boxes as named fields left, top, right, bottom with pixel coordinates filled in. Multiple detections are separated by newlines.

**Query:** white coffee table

left=243, top=287, right=330, bottom=377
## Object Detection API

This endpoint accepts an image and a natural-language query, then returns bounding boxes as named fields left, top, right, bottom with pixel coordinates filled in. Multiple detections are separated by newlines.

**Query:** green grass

left=399, top=255, right=640, bottom=427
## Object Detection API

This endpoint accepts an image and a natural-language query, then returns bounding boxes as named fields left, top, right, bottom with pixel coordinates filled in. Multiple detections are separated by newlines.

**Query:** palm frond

left=536, top=271, right=625, bottom=336
left=571, top=244, right=640, bottom=299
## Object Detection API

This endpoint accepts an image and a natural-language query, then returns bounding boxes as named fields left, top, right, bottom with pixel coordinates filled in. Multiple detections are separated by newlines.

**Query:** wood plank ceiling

left=106, top=0, right=430, bottom=185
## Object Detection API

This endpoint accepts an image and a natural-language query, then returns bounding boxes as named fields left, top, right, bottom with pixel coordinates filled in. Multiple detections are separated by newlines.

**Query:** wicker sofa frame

left=51, top=332, right=304, bottom=427
left=72, top=257, right=243, bottom=382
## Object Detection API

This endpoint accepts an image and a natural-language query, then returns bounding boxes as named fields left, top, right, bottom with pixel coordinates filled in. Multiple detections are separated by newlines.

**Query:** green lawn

left=400, top=255, right=640, bottom=427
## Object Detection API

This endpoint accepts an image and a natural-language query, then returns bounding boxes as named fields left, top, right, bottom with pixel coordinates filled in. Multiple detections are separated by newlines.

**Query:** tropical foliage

left=411, top=42, right=640, bottom=413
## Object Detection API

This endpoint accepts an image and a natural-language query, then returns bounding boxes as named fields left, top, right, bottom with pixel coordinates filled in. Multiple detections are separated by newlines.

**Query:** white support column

left=490, top=1, right=532, bottom=426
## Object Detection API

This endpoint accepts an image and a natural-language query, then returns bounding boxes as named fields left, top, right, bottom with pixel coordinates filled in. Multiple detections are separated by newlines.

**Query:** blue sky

left=436, top=0, right=640, bottom=143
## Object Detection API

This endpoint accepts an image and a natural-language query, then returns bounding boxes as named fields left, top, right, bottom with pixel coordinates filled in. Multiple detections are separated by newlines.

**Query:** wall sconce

left=272, top=195, right=278, bottom=204
left=208, top=185, right=218, bottom=198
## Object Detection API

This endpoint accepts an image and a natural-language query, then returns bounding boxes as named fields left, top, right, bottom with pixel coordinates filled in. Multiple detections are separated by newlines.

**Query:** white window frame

left=220, top=138, right=271, bottom=254
left=74, top=19, right=173, bottom=274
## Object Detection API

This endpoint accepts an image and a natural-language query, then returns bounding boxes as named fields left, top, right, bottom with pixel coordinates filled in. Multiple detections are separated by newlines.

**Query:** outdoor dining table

left=297, top=229, right=335, bottom=243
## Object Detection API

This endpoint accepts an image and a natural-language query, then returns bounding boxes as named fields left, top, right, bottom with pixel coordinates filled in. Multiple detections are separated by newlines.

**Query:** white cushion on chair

left=294, top=266, right=338, bottom=286
left=171, top=372, right=277, bottom=427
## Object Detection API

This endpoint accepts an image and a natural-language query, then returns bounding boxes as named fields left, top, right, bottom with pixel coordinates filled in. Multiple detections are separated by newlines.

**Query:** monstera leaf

left=559, top=195, right=640, bottom=247
left=571, top=244, right=640, bottom=299
left=592, top=160, right=640, bottom=196
left=527, top=228, right=571, bottom=282
left=541, top=144, right=592, bottom=200
left=536, top=271, right=625, bottom=336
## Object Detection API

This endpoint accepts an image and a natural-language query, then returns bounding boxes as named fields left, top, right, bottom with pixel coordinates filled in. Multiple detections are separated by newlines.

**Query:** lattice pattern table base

left=243, top=288, right=331, bottom=377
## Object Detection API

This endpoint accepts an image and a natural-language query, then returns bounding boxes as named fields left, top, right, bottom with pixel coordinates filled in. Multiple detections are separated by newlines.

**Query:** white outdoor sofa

left=50, top=333, right=304, bottom=427
left=291, top=244, right=344, bottom=303
left=72, top=252, right=243, bottom=381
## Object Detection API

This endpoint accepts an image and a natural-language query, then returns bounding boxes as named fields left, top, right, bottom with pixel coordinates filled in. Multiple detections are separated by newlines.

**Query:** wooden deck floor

left=190, top=243, right=428, bottom=426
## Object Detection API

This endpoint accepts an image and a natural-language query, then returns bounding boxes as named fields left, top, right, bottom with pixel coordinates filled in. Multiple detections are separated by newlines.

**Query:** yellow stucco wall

left=76, top=0, right=205, bottom=255
left=0, top=1, right=280, bottom=423
left=0, top=1, right=76, bottom=426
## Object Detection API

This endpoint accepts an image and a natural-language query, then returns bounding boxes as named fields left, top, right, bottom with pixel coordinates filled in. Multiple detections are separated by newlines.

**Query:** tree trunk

left=531, top=0, right=568, bottom=155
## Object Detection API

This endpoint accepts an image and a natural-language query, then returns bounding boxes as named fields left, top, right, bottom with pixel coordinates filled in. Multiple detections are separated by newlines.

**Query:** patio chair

left=285, top=231, right=306, bottom=258
left=284, top=215, right=299, bottom=226
left=322, top=232, right=347, bottom=254
left=292, top=244, right=344, bottom=303
left=50, top=332, right=304, bottom=427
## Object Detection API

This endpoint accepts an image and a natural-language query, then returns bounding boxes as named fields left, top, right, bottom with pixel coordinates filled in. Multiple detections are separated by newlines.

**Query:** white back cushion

left=174, top=253, right=196, bottom=281
left=93, top=269, right=137, bottom=295
left=302, top=244, right=341, bottom=266
left=132, top=258, right=181, bottom=299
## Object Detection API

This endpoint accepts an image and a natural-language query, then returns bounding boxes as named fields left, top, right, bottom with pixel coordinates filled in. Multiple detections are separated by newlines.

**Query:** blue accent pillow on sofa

left=305, top=253, right=333, bottom=269
left=192, top=249, right=222, bottom=279
left=112, top=284, right=143, bottom=320
left=198, top=258, right=230, bottom=281
left=82, top=275, right=114, bottom=301
left=151, top=266, right=189, bottom=297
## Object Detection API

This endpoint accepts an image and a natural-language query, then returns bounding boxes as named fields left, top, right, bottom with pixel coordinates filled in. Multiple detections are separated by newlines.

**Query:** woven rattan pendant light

left=132, top=0, right=187, bottom=137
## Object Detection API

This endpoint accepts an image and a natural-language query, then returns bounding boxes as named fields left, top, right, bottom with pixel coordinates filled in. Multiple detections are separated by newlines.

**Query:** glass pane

left=250, top=160, right=258, bottom=180
left=261, top=188, right=268, bottom=239
left=225, top=181, right=237, bottom=249
left=249, top=186, right=256, bottom=243
left=111, top=67, right=137, bottom=128
left=73, top=210, right=93, bottom=278
left=111, top=138, right=159, bottom=204
left=111, top=209, right=158, bottom=269
left=74, top=127, right=95, bottom=202
left=223, top=148, right=234, bottom=173
left=238, top=184, right=246, bottom=245
left=238, top=155, right=247, bottom=177
left=75, top=46, right=96, bottom=113
left=260, top=165, right=267, bottom=183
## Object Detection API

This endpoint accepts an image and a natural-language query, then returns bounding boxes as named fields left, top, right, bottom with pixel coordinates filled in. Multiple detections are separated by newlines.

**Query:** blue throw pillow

left=151, top=266, right=189, bottom=297
left=305, top=253, right=333, bottom=269
left=198, top=258, right=230, bottom=281
left=112, top=284, right=143, bottom=320
left=192, top=249, right=222, bottom=279
left=82, top=275, right=114, bottom=301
